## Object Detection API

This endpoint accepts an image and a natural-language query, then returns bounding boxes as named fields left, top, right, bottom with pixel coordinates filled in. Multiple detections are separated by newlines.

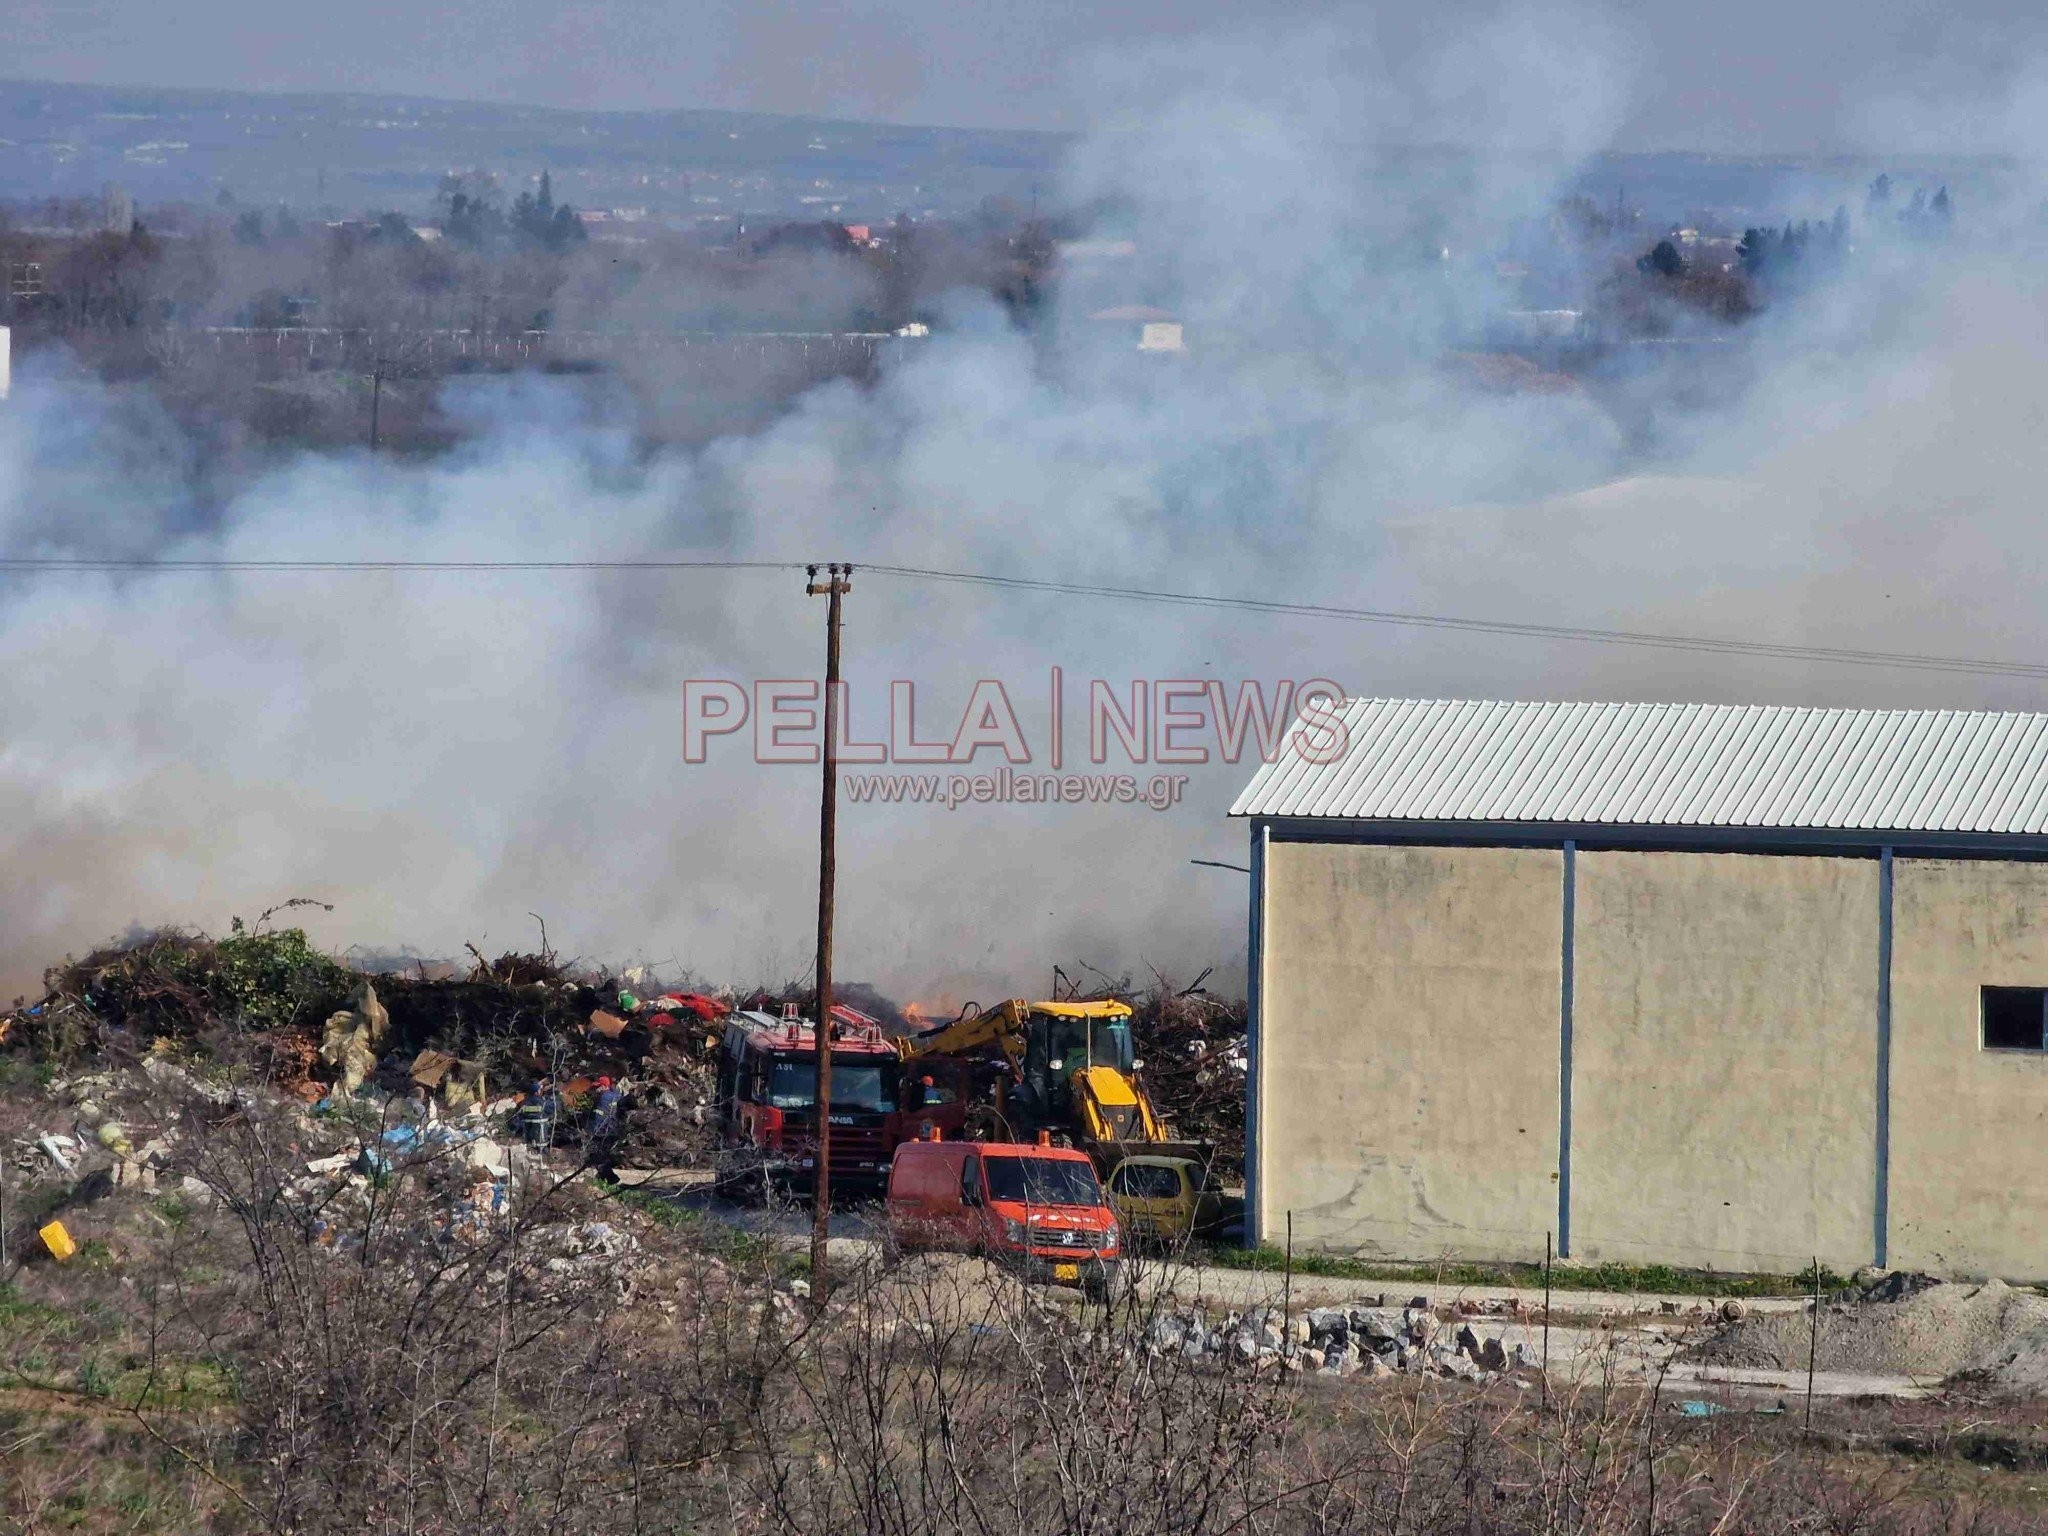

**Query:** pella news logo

left=683, top=671, right=1351, bottom=767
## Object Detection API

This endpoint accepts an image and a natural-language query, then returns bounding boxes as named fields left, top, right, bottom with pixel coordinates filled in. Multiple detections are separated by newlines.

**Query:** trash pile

left=3, top=1041, right=690, bottom=1294
left=1144, top=1297, right=1540, bottom=1381
left=1127, top=985, right=1247, bottom=1173
left=2, top=925, right=735, bottom=1170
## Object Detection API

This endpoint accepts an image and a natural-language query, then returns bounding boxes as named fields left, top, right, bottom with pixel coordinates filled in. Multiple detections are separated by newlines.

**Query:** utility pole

left=368, top=363, right=383, bottom=451
left=806, top=562, right=852, bottom=1301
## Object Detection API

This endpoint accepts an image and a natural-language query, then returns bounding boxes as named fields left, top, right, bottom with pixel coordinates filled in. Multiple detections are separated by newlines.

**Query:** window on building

left=1981, top=987, right=2048, bottom=1051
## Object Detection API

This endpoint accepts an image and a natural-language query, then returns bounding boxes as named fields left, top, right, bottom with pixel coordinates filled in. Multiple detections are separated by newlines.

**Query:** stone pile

left=1144, top=1299, right=1540, bottom=1381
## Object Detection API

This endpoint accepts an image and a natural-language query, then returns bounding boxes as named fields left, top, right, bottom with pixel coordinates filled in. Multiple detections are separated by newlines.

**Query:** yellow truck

left=894, top=998, right=1207, bottom=1174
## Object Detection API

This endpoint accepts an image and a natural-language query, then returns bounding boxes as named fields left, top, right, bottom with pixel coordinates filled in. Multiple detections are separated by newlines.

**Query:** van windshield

left=984, top=1156, right=1103, bottom=1208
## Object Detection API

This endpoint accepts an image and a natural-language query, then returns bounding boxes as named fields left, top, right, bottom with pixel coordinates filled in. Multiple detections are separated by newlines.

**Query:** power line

left=0, top=552, right=2043, bottom=683
left=863, top=564, right=2048, bottom=683
left=0, top=557, right=794, bottom=572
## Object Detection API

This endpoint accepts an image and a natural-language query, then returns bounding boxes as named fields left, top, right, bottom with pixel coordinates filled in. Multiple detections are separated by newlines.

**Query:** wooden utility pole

left=806, top=562, right=852, bottom=1300
left=369, top=364, right=383, bottom=451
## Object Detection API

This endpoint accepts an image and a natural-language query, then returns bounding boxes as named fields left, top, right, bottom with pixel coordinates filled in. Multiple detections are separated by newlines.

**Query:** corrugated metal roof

left=1229, top=700, right=2048, bottom=833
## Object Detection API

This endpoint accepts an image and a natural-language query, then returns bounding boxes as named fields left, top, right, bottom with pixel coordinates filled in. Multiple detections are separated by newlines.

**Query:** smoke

left=2, top=12, right=2044, bottom=1001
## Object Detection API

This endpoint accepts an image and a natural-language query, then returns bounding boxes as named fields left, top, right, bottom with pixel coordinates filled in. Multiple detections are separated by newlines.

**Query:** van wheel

left=879, top=1228, right=904, bottom=1268
left=1085, top=1262, right=1122, bottom=1306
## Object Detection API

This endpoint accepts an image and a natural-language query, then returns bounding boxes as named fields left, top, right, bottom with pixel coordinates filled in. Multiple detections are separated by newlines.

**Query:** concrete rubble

left=1143, top=1296, right=1542, bottom=1383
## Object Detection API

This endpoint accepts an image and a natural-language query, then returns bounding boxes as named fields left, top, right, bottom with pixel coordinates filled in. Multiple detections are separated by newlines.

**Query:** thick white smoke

left=1, top=14, right=2043, bottom=1001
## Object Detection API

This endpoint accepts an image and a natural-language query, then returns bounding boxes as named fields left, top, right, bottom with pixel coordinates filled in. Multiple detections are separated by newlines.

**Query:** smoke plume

left=2, top=14, right=2044, bottom=1001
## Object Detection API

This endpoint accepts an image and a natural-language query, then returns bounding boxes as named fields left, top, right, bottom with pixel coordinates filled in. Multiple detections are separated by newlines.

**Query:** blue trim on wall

left=1246, top=818, right=1267, bottom=1249
left=1876, top=846, right=1894, bottom=1269
left=1559, top=838, right=1576, bottom=1259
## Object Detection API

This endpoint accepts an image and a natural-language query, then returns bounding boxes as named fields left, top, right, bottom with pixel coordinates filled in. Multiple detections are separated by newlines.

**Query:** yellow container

left=38, top=1219, right=77, bottom=1262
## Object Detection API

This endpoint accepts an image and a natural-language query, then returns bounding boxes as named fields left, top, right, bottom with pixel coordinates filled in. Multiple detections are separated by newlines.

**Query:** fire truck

left=714, top=1004, right=904, bottom=1190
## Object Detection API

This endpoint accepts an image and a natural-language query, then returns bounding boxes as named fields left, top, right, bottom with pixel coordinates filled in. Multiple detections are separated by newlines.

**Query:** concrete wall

left=1890, top=858, right=2048, bottom=1279
left=1258, top=842, right=1562, bottom=1260
left=1570, top=851, right=1879, bottom=1275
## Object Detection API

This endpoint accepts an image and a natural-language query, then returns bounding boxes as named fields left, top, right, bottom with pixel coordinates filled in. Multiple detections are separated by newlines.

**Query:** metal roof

left=1229, top=699, right=2048, bottom=833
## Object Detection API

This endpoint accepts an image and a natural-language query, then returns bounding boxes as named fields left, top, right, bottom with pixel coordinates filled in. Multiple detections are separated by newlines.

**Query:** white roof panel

left=1229, top=699, right=2048, bottom=834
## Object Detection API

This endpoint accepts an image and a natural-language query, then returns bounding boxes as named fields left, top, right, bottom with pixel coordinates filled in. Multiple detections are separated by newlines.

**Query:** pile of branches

left=1129, top=971, right=1247, bottom=1176
left=17, top=918, right=355, bottom=1060
left=1054, top=965, right=1248, bottom=1178
left=4, top=918, right=735, bottom=1170
left=8, top=918, right=614, bottom=1088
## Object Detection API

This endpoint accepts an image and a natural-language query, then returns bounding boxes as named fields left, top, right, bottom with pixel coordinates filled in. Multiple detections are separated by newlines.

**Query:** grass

left=604, top=1184, right=796, bottom=1273
left=0, top=1282, right=76, bottom=1334
left=1196, top=1244, right=1849, bottom=1299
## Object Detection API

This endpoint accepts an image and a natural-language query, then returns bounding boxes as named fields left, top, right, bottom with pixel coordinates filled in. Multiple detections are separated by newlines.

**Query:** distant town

left=0, top=112, right=1977, bottom=472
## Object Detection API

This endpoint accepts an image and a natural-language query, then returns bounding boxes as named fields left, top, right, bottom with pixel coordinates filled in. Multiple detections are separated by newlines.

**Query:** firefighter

left=516, top=1079, right=557, bottom=1151
left=588, top=1075, right=624, bottom=1184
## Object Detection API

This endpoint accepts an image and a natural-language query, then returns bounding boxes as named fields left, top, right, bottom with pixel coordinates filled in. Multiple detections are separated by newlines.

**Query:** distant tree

left=510, top=172, right=583, bottom=251
left=1931, top=185, right=1952, bottom=221
left=1830, top=204, right=1849, bottom=245
left=1637, top=238, right=1685, bottom=278
left=274, top=205, right=302, bottom=240
left=1867, top=173, right=1893, bottom=210
left=437, top=172, right=503, bottom=249
left=370, top=211, right=420, bottom=246
left=749, top=220, right=858, bottom=258
left=444, top=191, right=498, bottom=249
left=235, top=209, right=267, bottom=247
left=1738, top=227, right=1772, bottom=274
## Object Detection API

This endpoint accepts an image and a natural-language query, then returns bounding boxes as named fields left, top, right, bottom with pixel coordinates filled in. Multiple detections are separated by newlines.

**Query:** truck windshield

left=984, top=1156, right=1104, bottom=1208
left=765, top=1060, right=895, bottom=1112
left=1037, top=1015, right=1133, bottom=1074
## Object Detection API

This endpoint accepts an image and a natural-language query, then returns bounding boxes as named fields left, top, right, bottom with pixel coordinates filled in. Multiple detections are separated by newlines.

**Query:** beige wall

left=1890, top=859, right=2048, bottom=1279
left=1258, top=842, right=1562, bottom=1261
left=1570, top=851, right=1879, bottom=1275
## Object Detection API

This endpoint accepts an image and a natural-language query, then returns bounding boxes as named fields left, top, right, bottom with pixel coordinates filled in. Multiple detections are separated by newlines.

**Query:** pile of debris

left=1692, top=1273, right=2048, bottom=1392
left=2, top=925, right=734, bottom=1169
left=4, top=1042, right=694, bottom=1293
left=1127, top=982, right=1247, bottom=1174
left=1145, top=1297, right=1539, bottom=1382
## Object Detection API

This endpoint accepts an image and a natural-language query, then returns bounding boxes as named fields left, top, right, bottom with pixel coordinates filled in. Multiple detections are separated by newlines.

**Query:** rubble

left=1140, top=1295, right=1538, bottom=1384
left=1693, top=1274, right=2048, bottom=1392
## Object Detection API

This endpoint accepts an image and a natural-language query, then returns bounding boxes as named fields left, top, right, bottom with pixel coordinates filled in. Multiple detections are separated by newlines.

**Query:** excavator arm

left=895, top=999, right=1033, bottom=1069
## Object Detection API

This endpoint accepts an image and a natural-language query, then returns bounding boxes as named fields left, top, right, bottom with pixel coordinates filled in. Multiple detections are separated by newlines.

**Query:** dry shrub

left=8, top=1066, right=2041, bottom=1535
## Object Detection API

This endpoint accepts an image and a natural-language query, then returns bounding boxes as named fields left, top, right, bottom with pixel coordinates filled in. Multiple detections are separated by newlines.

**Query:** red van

left=885, top=1137, right=1123, bottom=1300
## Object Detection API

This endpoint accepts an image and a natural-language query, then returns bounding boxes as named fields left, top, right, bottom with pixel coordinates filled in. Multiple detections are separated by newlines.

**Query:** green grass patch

left=0, top=1282, right=77, bottom=1335
left=604, top=1186, right=795, bottom=1273
left=1195, top=1245, right=1847, bottom=1299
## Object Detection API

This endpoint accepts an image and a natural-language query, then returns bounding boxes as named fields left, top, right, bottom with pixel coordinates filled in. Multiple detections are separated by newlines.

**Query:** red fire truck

left=715, top=1004, right=904, bottom=1190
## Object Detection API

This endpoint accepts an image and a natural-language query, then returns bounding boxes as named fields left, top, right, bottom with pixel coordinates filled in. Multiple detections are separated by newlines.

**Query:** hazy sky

left=6, top=0, right=2046, bottom=151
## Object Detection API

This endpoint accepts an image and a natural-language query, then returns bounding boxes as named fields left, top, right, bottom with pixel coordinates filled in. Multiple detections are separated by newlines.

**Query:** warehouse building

left=1234, top=699, right=2048, bottom=1281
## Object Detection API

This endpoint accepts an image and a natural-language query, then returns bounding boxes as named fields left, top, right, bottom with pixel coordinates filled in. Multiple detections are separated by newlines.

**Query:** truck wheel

left=1085, top=1261, right=1122, bottom=1305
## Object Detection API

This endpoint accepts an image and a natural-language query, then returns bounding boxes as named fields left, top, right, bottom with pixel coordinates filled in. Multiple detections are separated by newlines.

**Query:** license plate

left=1054, top=1262, right=1080, bottom=1281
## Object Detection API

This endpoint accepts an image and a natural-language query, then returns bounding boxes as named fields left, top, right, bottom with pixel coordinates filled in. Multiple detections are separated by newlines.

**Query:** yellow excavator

left=894, top=998, right=1206, bottom=1173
